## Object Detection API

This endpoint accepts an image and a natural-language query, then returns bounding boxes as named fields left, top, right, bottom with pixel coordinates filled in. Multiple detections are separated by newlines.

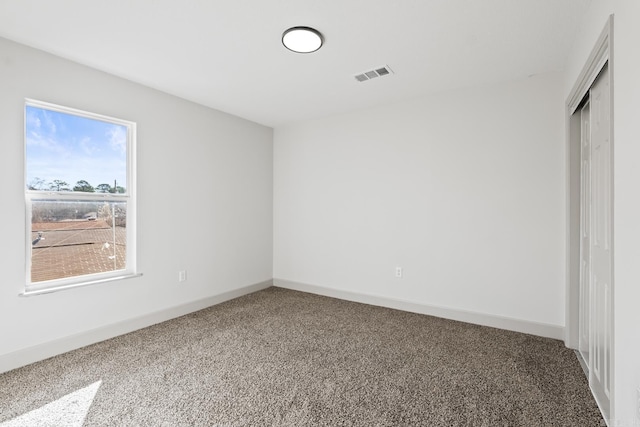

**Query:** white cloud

left=26, top=111, right=41, bottom=129
left=42, top=109, right=57, bottom=134
left=79, top=136, right=96, bottom=155
left=107, top=125, right=126, bottom=155
left=26, top=133, right=64, bottom=153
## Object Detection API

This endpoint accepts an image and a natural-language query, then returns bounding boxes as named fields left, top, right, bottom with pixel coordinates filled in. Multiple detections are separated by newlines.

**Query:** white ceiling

left=0, top=0, right=590, bottom=127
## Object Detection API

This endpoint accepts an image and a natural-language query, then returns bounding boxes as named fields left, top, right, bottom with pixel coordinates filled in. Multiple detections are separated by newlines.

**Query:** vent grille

left=354, top=65, right=393, bottom=82
left=365, top=70, right=379, bottom=79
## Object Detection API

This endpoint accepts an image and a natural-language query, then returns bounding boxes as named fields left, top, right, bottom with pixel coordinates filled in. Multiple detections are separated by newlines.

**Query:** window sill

left=20, top=273, right=143, bottom=297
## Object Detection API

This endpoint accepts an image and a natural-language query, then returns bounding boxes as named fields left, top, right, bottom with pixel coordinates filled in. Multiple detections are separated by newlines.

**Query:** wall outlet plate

left=395, top=267, right=402, bottom=278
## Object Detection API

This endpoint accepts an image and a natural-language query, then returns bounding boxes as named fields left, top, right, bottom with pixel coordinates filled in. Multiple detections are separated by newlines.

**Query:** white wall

left=0, top=37, right=273, bottom=369
left=564, top=1, right=640, bottom=424
left=274, top=72, right=565, bottom=330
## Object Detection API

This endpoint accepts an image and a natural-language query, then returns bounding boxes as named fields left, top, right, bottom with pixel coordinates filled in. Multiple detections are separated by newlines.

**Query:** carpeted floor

left=0, top=287, right=603, bottom=426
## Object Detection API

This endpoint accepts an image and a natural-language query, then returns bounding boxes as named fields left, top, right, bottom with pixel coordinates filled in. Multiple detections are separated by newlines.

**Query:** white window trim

left=24, top=99, right=137, bottom=295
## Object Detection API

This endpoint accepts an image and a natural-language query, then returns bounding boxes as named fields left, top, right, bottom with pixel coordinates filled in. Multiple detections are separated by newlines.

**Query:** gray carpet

left=0, top=287, right=603, bottom=426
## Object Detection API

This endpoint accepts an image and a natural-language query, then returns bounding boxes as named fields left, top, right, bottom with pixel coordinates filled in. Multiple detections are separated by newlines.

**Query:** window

left=24, top=99, right=136, bottom=295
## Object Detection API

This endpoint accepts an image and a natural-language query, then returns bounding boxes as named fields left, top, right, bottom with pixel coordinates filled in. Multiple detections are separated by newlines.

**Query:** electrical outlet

left=178, top=270, right=187, bottom=282
left=395, top=267, right=402, bottom=278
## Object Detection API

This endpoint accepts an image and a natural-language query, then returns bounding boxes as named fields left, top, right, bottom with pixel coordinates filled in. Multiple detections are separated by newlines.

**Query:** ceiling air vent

left=354, top=65, right=393, bottom=82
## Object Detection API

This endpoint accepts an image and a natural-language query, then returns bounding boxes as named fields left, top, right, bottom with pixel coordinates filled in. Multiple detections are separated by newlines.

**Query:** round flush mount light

left=282, top=26, right=323, bottom=53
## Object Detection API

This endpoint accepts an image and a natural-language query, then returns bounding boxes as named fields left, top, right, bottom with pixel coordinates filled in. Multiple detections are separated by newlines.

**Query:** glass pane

left=31, top=200, right=127, bottom=283
left=26, top=105, right=127, bottom=193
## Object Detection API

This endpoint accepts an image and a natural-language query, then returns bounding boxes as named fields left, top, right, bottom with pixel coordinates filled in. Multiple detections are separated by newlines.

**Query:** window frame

left=23, top=99, right=138, bottom=295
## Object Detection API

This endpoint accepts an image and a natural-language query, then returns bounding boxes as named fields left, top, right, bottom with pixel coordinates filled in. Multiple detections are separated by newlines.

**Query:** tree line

left=28, top=177, right=125, bottom=193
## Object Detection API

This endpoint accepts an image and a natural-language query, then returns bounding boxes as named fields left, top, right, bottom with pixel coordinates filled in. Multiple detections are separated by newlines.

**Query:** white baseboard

left=0, top=279, right=272, bottom=374
left=2, top=278, right=564, bottom=375
left=273, top=278, right=564, bottom=340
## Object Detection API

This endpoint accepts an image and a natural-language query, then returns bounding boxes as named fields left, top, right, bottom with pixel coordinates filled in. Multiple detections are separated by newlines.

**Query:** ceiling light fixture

left=282, top=26, right=323, bottom=53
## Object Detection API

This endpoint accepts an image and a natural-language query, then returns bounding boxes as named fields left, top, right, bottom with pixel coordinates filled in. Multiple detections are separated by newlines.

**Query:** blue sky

left=26, top=105, right=127, bottom=191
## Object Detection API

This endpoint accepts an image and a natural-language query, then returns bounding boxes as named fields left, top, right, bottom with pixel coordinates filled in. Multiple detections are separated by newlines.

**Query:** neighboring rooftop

left=31, top=219, right=125, bottom=283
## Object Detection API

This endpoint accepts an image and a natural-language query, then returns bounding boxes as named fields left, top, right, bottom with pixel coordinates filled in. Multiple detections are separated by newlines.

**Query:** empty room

left=1, top=0, right=639, bottom=426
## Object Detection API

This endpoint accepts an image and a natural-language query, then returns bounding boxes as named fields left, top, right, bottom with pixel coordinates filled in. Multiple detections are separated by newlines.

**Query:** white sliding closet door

left=589, top=63, right=612, bottom=415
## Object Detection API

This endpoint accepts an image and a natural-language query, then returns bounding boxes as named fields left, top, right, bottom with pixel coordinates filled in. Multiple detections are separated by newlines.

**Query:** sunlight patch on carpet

left=0, top=380, right=101, bottom=427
